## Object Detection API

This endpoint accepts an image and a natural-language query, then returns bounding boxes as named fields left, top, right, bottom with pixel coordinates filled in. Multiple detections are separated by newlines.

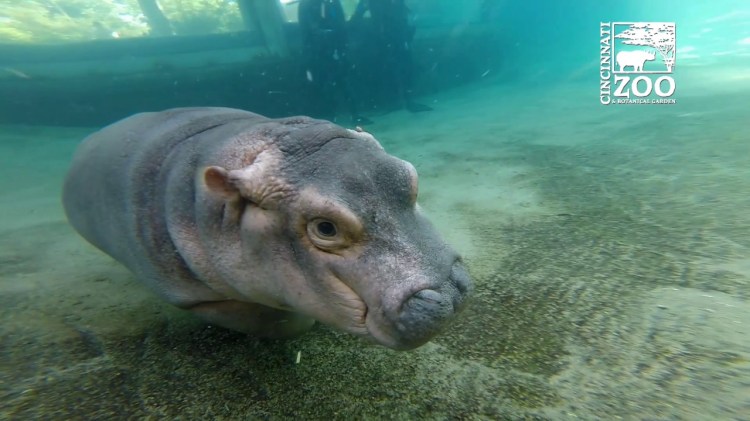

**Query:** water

left=1, top=0, right=749, bottom=419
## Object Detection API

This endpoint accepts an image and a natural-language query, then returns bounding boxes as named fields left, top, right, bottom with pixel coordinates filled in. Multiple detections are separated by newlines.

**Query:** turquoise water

left=1, top=0, right=749, bottom=419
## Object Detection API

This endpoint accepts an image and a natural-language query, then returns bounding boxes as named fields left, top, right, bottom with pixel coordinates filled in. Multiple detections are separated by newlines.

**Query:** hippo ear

left=204, top=151, right=286, bottom=209
left=227, top=167, right=288, bottom=210
left=203, top=165, right=266, bottom=208
left=203, top=166, right=254, bottom=227
left=203, top=166, right=240, bottom=199
left=227, top=152, right=288, bottom=210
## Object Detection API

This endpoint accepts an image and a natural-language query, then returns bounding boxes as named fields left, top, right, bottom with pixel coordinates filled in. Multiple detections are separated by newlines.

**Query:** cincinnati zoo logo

left=599, top=22, right=676, bottom=105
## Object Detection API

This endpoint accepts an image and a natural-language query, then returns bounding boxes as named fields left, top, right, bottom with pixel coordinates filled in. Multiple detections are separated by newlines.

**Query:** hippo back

left=62, top=108, right=263, bottom=304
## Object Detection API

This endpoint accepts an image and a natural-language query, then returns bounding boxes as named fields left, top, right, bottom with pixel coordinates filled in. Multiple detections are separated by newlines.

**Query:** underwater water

left=1, top=0, right=750, bottom=419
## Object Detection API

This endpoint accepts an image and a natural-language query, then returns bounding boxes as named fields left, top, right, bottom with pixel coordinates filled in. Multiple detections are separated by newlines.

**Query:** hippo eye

left=316, top=221, right=337, bottom=237
left=307, top=218, right=346, bottom=251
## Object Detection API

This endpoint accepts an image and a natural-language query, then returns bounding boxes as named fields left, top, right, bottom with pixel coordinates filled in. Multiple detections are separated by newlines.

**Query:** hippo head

left=202, top=118, right=472, bottom=350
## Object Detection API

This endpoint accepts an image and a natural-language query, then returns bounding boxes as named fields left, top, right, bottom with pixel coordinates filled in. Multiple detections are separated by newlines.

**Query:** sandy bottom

left=1, top=67, right=749, bottom=419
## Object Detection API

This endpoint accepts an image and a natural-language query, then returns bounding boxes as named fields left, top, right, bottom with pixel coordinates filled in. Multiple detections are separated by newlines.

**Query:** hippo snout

left=449, top=259, right=472, bottom=296
left=394, top=260, right=472, bottom=348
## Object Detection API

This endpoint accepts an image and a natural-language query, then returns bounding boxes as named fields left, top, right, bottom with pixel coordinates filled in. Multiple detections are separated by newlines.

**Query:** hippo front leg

left=188, top=301, right=315, bottom=338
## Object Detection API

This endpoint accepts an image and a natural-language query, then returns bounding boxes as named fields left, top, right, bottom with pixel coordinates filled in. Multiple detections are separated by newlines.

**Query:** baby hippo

left=63, top=107, right=472, bottom=350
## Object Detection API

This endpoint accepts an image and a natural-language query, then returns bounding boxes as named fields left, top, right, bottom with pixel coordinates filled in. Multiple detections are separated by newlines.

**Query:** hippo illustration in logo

left=616, top=50, right=657, bottom=72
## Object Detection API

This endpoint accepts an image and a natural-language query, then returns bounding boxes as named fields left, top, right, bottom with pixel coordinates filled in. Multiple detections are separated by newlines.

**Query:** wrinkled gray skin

left=63, top=107, right=472, bottom=350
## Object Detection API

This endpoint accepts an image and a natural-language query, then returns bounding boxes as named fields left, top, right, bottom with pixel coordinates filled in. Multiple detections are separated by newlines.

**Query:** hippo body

left=62, top=107, right=471, bottom=349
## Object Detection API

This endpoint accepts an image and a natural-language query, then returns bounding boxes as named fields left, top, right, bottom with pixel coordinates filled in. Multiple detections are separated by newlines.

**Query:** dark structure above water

left=0, top=15, right=502, bottom=127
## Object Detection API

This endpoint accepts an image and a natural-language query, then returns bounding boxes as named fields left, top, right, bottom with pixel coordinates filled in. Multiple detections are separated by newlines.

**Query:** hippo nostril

left=449, top=261, right=472, bottom=294
left=392, top=286, right=462, bottom=348
left=412, top=289, right=442, bottom=305
left=401, top=289, right=452, bottom=326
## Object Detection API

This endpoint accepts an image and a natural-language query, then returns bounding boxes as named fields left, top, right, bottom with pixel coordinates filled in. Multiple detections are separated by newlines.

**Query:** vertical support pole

left=137, top=0, right=174, bottom=36
left=238, top=0, right=290, bottom=56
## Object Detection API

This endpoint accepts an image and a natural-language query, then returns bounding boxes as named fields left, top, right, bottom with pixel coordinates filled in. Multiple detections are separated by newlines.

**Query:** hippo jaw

left=360, top=256, right=473, bottom=350
left=286, top=218, right=472, bottom=350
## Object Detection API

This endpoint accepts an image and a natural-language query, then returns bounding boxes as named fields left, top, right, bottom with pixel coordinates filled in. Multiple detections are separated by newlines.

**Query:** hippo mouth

left=314, top=270, right=406, bottom=348
left=362, top=260, right=472, bottom=350
left=317, top=257, right=471, bottom=350
left=363, top=289, right=455, bottom=350
left=314, top=272, right=370, bottom=337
